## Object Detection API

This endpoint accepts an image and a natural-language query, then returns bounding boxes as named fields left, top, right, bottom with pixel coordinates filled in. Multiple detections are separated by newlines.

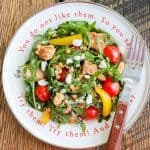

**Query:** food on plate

left=102, top=77, right=120, bottom=97
left=95, top=86, right=112, bottom=117
left=103, top=45, right=121, bottom=64
left=22, top=21, right=124, bottom=131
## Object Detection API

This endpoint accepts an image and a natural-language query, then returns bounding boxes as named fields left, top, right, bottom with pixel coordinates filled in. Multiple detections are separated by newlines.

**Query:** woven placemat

left=56, top=1, right=150, bottom=149
left=94, top=1, right=150, bottom=149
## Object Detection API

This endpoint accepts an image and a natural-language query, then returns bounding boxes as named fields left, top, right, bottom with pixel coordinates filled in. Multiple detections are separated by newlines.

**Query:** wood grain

left=0, top=1, right=96, bottom=150
left=0, top=0, right=150, bottom=150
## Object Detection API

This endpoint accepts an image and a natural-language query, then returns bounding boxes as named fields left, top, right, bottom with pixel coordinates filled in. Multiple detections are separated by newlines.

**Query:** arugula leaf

left=24, top=82, right=34, bottom=106
left=72, top=106, right=84, bottom=116
left=79, top=26, right=91, bottom=47
left=29, top=54, right=40, bottom=69
left=87, top=21, right=96, bottom=31
left=84, top=51, right=95, bottom=62
left=22, top=65, right=35, bottom=82
left=48, top=102, right=71, bottom=124
left=24, top=81, right=41, bottom=109
left=104, top=114, right=111, bottom=121
left=51, top=80, right=66, bottom=94
left=45, top=66, right=55, bottom=85
left=45, top=28, right=56, bottom=39
left=23, top=54, right=40, bottom=82
left=98, top=114, right=104, bottom=123
left=56, top=21, right=90, bottom=37
left=103, top=65, right=122, bottom=81
left=31, top=81, right=37, bottom=108
left=112, top=96, right=119, bottom=111
left=80, top=122, right=86, bottom=132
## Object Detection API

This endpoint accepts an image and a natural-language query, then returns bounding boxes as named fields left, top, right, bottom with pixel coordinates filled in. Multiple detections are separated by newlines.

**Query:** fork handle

left=107, top=101, right=129, bottom=150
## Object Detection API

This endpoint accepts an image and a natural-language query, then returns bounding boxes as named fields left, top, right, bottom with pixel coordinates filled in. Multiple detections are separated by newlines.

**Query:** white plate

left=2, top=2, right=150, bottom=149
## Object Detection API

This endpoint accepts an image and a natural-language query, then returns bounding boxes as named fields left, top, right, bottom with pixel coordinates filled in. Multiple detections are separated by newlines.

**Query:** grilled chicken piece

left=89, top=32, right=106, bottom=51
left=53, top=93, right=64, bottom=106
left=83, top=60, right=97, bottom=75
left=36, top=45, right=56, bottom=60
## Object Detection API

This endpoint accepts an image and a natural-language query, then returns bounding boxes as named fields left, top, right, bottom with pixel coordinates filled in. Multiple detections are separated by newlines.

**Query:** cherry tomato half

left=103, top=46, right=121, bottom=64
left=102, top=78, right=120, bottom=97
left=84, top=106, right=99, bottom=120
left=36, top=86, right=50, bottom=102
left=58, top=67, right=68, bottom=82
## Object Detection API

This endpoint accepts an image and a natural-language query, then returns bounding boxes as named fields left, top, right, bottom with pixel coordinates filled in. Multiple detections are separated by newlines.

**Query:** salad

left=22, top=21, right=124, bottom=131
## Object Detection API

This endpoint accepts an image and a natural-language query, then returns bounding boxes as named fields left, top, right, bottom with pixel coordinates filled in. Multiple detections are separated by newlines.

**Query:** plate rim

left=2, top=1, right=150, bottom=149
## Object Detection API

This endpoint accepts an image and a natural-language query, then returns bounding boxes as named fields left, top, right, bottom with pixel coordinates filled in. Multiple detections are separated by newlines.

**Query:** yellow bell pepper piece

left=95, top=86, right=112, bottom=116
left=49, top=34, right=82, bottom=45
left=40, top=109, right=50, bottom=124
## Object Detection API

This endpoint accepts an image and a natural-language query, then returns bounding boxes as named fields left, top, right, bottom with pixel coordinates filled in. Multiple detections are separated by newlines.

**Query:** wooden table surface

left=0, top=0, right=150, bottom=150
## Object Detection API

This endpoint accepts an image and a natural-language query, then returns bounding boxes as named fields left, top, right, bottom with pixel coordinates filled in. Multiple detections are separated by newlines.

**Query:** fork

left=107, top=35, right=146, bottom=150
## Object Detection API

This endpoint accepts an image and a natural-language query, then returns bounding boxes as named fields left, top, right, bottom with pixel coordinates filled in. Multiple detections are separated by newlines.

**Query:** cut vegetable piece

left=40, top=109, right=50, bottom=123
left=49, top=34, right=82, bottom=45
left=36, top=45, right=56, bottom=60
left=103, top=45, right=121, bottom=64
left=89, top=32, right=106, bottom=51
left=102, top=78, right=120, bottom=97
left=84, top=106, right=99, bottom=120
left=82, top=60, right=97, bottom=75
left=36, top=85, right=50, bottom=102
left=95, top=86, right=112, bottom=116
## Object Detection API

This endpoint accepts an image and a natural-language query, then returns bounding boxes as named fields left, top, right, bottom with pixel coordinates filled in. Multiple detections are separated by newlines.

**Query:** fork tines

left=126, top=35, right=146, bottom=66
